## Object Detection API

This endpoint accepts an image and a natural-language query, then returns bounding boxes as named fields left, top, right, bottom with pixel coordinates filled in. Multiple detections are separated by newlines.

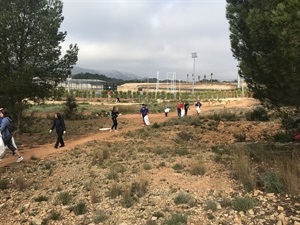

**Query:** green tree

left=64, top=95, right=77, bottom=119
left=0, top=0, right=79, bottom=121
left=226, top=0, right=300, bottom=107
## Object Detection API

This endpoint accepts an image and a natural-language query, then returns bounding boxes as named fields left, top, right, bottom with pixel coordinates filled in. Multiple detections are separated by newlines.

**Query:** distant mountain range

left=71, top=66, right=142, bottom=81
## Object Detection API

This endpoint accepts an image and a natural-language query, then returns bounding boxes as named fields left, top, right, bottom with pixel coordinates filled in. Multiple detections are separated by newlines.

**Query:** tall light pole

left=67, top=76, right=71, bottom=93
left=191, top=52, right=197, bottom=97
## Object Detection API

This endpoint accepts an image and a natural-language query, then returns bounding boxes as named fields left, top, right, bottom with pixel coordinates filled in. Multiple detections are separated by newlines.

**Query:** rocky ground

left=0, top=98, right=299, bottom=225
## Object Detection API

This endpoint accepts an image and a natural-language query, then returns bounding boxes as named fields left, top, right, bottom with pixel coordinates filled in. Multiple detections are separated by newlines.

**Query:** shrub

left=0, top=179, right=9, bottom=190
left=162, top=213, right=187, bottom=225
left=64, top=95, right=78, bottom=119
left=174, top=148, right=189, bottom=156
left=34, top=195, right=48, bottom=202
left=220, top=197, right=232, bottom=208
left=207, top=213, right=215, bottom=220
left=154, top=147, right=167, bottom=155
left=280, top=111, right=300, bottom=131
left=177, top=131, right=193, bottom=142
left=108, top=182, right=122, bottom=199
left=30, top=155, right=39, bottom=160
left=14, top=175, right=27, bottom=190
left=41, top=218, right=49, bottom=225
left=245, top=106, right=269, bottom=121
left=131, top=178, right=148, bottom=197
left=172, top=163, right=184, bottom=171
left=174, top=192, right=192, bottom=205
left=262, top=171, right=285, bottom=193
left=272, top=131, right=295, bottom=143
left=69, top=202, right=87, bottom=215
left=48, top=211, right=61, bottom=220
left=143, top=163, right=152, bottom=170
left=232, top=197, right=256, bottom=212
left=152, top=211, right=164, bottom=218
left=204, top=199, right=217, bottom=211
left=207, top=113, right=221, bottom=121
left=189, top=159, right=206, bottom=176
left=220, top=111, right=239, bottom=121
left=111, top=163, right=126, bottom=173
left=102, top=148, right=110, bottom=159
left=57, top=192, right=72, bottom=205
left=152, top=122, right=160, bottom=128
left=43, top=162, right=52, bottom=170
left=121, top=187, right=137, bottom=208
left=107, top=170, right=118, bottom=180
left=90, top=184, right=99, bottom=204
left=91, top=149, right=107, bottom=166
left=93, top=210, right=108, bottom=223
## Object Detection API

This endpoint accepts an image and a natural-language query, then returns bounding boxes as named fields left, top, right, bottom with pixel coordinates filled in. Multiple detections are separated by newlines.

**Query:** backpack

left=6, top=118, right=16, bottom=133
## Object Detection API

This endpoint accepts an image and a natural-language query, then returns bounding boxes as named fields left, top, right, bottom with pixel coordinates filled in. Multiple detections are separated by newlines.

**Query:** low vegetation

left=0, top=100, right=299, bottom=224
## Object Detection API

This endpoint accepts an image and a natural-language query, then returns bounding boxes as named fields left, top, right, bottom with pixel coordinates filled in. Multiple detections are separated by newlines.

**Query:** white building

left=58, top=78, right=106, bottom=91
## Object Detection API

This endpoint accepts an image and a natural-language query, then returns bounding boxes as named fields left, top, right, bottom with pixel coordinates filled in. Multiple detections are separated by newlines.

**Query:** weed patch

left=232, top=197, right=256, bottom=212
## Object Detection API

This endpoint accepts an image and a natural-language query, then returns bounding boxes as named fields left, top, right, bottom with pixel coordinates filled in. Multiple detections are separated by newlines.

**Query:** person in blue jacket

left=0, top=108, right=23, bottom=162
left=49, top=112, right=66, bottom=149
left=140, top=104, right=149, bottom=125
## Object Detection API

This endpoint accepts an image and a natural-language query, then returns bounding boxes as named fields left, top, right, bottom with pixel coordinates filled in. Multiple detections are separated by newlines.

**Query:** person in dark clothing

left=184, top=102, right=190, bottom=116
left=49, top=112, right=66, bottom=149
left=110, top=106, right=121, bottom=132
left=0, top=108, right=23, bottom=162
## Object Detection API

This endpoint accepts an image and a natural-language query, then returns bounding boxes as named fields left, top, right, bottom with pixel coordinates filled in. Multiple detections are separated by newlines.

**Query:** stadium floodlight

left=191, top=52, right=197, bottom=96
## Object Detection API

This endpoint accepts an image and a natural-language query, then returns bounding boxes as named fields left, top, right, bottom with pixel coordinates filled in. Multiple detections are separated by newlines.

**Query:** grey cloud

left=60, top=0, right=238, bottom=81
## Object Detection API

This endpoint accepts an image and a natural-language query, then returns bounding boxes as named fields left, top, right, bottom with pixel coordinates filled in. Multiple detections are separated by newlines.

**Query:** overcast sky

left=60, top=0, right=238, bottom=81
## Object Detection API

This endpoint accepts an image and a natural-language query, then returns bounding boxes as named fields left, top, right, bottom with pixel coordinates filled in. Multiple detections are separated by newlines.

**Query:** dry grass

left=231, top=147, right=256, bottom=192
left=1, top=99, right=300, bottom=224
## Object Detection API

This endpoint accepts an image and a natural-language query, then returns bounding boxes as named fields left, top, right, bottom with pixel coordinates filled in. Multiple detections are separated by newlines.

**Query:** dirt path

left=1, top=98, right=259, bottom=167
left=0, top=112, right=178, bottom=167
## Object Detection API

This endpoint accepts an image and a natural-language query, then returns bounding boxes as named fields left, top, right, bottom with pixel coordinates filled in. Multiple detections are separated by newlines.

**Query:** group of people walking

left=108, top=103, right=149, bottom=133
left=177, top=101, right=190, bottom=117
left=176, top=99, right=202, bottom=117
left=110, top=100, right=202, bottom=132
left=0, top=100, right=202, bottom=164
left=0, top=108, right=67, bottom=163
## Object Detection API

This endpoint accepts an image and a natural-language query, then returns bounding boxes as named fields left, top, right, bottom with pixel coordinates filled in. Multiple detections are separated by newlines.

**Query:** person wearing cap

left=0, top=108, right=24, bottom=162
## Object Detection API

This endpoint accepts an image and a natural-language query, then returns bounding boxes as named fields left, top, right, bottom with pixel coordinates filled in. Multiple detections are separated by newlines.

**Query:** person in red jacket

left=177, top=101, right=183, bottom=117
